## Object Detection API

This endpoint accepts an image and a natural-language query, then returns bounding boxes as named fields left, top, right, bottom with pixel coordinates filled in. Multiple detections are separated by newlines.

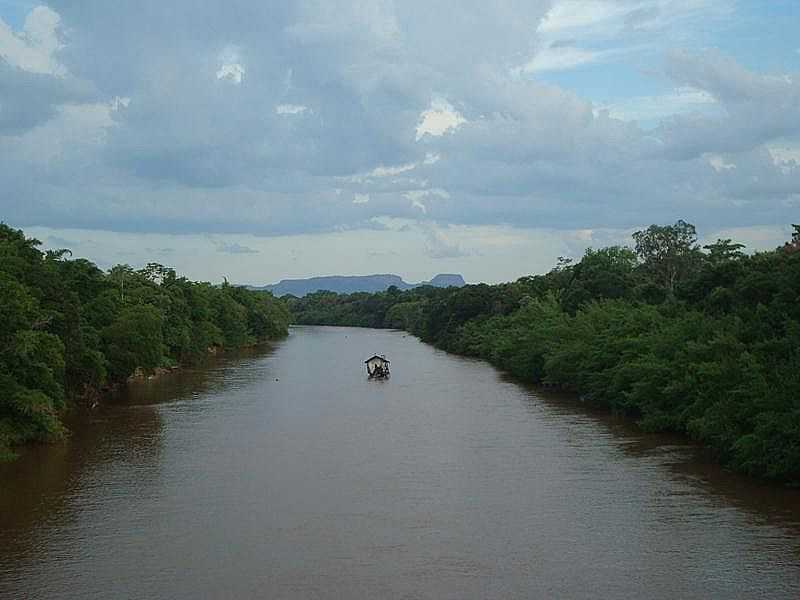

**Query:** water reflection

left=519, top=383, right=800, bottom=539
left=0, top=402, right=163, bottom=593
left=0, top=403, right=162, bottom=529
left=109, top=344, right=279, bottom=407
left=0, top=344, right=279, bottom=582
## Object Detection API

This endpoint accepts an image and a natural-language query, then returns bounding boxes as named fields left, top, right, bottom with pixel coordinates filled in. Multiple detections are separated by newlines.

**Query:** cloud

left=353, top=193, right=370, bottom=204
left=702, top=224, right=792, bottom=252
left=216, top=45, right=245, bottom=83
left=538, top=0, right=732, bottom=38
left=599, top=86, right=720, bottom=124
left=0, top=61, right=95, bottom=133
left=538, top=0, right=629, bottom=35
left=518, top=44, right=607, bottom=74
left=653, top=49, right=800, bottom=159
left=527, top=0, right=736, bottom=84
left=421, top=224, right=471, bottom=259
left=623, top=6, right=661, bottom=31
left=345, top=162, right=418, bottom=184
left=47, top=235, right=77, bottom=248
left=415, top=98, right=466, bottom=140
left=404, top=188, right=450, bottom=215
left=768, top=144, right=800, bottom=173
left=408, top=195, right=427, bottom=214
left=0, top=6, right=65, bottom=75
left=0, top=9, right=95, bottom=135
left=214, top=241, right=259, bottom=254
left=275, top=103, right=308, bottom=115
left=705, top=154, right=735, bottom=173
left=0, top=0, right=796, bottom=250
left=145, top=247, right=176, bottom=255
left=369, top=163, right=416, bottom=178
left=666, top=48, right=788, bottom=104
left=216, top=62, right=244, bottom=84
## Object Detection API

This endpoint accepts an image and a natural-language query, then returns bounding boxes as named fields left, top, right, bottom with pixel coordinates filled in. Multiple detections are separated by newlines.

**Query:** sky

left=1, top=0, right=798, bottom=285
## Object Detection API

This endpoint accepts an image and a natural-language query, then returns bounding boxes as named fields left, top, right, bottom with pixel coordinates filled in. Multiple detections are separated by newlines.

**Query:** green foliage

left=558, top=246, right=638, bottom=313
left=102, top=305, right=164, bottom=380
left=288, top=221, right=800, bottom=483
left=384, top=300, right=427, bottom=331
left=0, top=223, right=289, bottom=459
left=0, top=271, right=65, bottom=458
left=633, top=219, right=701, bottom=295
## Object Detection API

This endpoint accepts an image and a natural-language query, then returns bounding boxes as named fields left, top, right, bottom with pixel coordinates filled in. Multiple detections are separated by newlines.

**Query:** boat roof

left=364, top=354, right=390, bottom=364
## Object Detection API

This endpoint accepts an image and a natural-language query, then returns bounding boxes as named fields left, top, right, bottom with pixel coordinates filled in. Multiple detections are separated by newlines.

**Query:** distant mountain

left=249, top=273, right=465, bottom=297
left=426, top=274, right=465, bottom=288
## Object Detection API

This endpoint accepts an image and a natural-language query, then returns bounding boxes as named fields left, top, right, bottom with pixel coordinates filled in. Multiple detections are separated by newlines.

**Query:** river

left=2, top=326, right=799, bottom=599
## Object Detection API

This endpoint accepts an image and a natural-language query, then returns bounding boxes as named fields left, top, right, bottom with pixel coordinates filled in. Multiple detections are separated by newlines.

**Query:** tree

left=0, top=273, right=66, bottom=458
left=101, top=305, right=164, bottom=380
left=633, top=219, right=700, bottom=296
left=703, top=239, right=746, bottom=263
left=560, top=246, right=638, bottom=313
left=783, top=224, right=800, bottom=254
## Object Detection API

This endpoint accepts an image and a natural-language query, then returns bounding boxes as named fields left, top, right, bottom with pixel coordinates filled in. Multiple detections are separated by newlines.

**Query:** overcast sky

left=1, top=1, right=798, bottom=284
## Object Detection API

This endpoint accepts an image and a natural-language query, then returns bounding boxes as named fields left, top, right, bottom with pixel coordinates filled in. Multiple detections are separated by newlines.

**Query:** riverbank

left=291, top=304, right=800, bottom=486
left=287, top=224, right=800, bottom=484
left=0, top=223, right=290, bottom=461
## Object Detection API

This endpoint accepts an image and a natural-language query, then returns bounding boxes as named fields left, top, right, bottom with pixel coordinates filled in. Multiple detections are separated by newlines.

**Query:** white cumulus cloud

left=0, top=6, right=65, bottom=75
left=415, top=99, right=466, bottom=141
left=217, top=62, right=245, bottom=84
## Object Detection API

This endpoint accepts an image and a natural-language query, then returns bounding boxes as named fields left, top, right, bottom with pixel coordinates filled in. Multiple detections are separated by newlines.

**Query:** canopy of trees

left=0, top=224, right=289, bottom=460
left=289, top=222, right=800, bottom=484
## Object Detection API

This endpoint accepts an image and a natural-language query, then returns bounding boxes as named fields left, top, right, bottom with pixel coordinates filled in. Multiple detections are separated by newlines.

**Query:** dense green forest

left=0, top=224, right=289, bottom=460
left=290, top=221, right=800, bottom=483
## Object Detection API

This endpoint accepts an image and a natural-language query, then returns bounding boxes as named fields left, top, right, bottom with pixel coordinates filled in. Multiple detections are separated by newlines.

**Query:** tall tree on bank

left=632, top=219, right=700, bottom=296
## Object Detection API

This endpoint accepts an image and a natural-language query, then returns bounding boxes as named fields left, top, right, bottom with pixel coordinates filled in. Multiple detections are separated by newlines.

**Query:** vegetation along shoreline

left=0, top=223, right=289, bottom=461
left=3, top=219, right=798, bottom=486
left=289, top=221, right=800, bottom=485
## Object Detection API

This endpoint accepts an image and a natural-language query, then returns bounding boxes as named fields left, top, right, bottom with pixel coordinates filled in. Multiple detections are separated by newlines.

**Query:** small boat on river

left=365, top=354, right=390, bottom=379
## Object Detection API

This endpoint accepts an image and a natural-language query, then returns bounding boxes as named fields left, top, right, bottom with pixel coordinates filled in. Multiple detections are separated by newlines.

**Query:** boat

left=365, top=354, right=390, bottom=379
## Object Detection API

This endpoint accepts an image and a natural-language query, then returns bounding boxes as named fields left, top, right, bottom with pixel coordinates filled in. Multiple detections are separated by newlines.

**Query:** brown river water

left=2, top=325, right=800, bottom=599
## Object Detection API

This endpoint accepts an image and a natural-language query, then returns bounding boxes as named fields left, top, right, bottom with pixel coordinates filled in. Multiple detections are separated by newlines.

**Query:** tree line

left=289, top=221, right=800, bottom=483
left=0, top=224, right=289, bottom=460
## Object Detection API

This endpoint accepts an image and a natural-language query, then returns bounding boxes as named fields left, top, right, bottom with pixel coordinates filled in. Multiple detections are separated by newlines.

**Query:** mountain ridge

left=248, top=273, right=465, bottom=297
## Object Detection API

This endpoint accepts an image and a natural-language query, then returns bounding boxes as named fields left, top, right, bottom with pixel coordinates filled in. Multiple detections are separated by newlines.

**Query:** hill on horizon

left=249, top=273, right=465, bottom=297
